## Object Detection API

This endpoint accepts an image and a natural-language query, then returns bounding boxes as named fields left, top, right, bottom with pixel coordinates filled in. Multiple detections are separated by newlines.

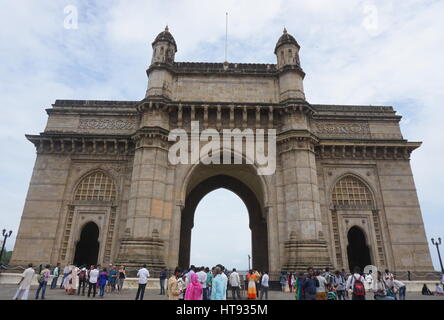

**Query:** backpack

left=352, top=275, right=365, bottom=296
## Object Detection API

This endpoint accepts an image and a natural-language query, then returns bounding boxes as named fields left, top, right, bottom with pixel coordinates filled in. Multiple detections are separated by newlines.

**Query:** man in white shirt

left=197, top=267, right=207, bottom=299
left=229, top=268, right=241, bottom=300
left=135, top=264, right=150, bottom=300
left=87, top=265, right=99, bottom=298
left=260, top=271, right=269, bottom=300
left=365, top=270, right=374, bottom=291
left=316, top=270, right=327, bottom=300
left=346, top=267, right=366, bottom=300
left=187, top=265, right=196, bottom=283
left=13, top=263, right=35, bottom=300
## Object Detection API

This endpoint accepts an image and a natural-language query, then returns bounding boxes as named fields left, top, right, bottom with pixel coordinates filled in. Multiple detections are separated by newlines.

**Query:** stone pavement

left=1, top=284, right=444, bottom=300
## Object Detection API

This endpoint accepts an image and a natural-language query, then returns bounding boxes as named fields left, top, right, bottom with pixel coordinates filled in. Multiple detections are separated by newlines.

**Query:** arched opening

left=179, top=174, right=268, bottom=272
left=73, top=222, right=100, bottom=266
left=190, top=188, right=251, bottom=270
left=347, top=226, right=371, bottom=272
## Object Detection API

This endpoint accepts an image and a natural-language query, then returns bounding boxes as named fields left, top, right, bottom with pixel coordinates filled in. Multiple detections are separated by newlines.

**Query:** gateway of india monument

left=11, top=27, right=435, bottom=278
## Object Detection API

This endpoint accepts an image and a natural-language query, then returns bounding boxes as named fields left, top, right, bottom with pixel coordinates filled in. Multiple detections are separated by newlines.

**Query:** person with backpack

left=77, top=267, right=87, bottom=296
left=35, top=264, right=51, bottom=299
left=373, top=271, right=395, bottom=300
left=302, top=267, right=319, bottom=300
left=346, top=266, right=366, bottom=300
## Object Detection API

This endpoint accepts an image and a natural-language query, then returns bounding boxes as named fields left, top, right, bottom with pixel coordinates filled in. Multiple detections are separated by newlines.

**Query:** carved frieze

left=312, top=121, right=370, bottom=138
left=79, top=118, right=137, bottom=131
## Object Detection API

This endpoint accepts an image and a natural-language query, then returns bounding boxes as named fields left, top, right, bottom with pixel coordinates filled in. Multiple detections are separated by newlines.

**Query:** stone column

left=279, top=104, right=331, bottom=271
left=116, top=100, right=171, bottom=270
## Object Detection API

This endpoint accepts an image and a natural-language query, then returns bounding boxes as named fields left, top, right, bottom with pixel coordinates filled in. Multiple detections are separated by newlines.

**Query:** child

left=327, top=284, right=337, bottom=300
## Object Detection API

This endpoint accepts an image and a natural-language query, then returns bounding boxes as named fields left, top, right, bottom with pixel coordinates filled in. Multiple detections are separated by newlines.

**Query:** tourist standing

left=12, top=263, right=35, bottom=300
left=383, top=269, right=395, bottom=293
left=279, top=271, right=287, bottom=292
left=50, top=263, right=60, bottom=289
left=246, top=269, right=257, bottom=300
left=211, top=267, right=227, bottom=300
left=333, top=270, right=346, bottom=300
left=185, top=272, right=203, bottom=300
left=287, top=272, right=294, bottom=293
left=35, top=264, right=51, bottom=299
left=60, top=265, right=70, bottom=289
left=205, top=267, right=213, bottom=300
left=346, top=267, right=366, bottom=300
left=294, top=272, right=304, bottom=300
left=365, top=270, right=374, bottom=291
left=315, top=270, right=327, bottom=300
left=98, top=268, right=108, bottom=298
left=373, top=271, right=395, bottom=300
left=167, top=267, right=182, bottom=300
left=260, top=271, right=269, bottom=300
left=117, top=265, right=126, bottom=293
left=302, top=267, right=319, bottom=300
left=159, top=268, right=167, bottom=295
left=108, top=266, right=118, bottom=293
left=135, top=264, right=150, bottom=300
left=229, top=268, right=241, bottom=300
left=77, top=267, right=87, bottom=296
left=87, top=265, right=99, bottom=298
left=178, top=274, right=187, bottom=300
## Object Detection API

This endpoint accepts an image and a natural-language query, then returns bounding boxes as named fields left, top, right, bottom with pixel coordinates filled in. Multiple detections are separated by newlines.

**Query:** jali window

left=332, top=176, right=373, bottom=209
left=74, top=171, right=116, bottom=201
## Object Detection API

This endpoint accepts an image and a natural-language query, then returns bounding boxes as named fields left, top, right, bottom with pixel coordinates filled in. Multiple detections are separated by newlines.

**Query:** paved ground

left=1, top=284, right=444, bottom=300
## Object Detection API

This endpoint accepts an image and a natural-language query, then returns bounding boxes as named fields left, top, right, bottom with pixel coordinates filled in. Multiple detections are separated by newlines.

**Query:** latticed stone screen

left=74, top=171, right=116, bottom=201
left=332, top=176, right=373, bottom=208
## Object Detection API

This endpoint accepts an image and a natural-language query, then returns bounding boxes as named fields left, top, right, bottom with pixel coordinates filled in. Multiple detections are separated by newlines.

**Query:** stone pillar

left=116, top=100, right=171, bottom=270
left=279, top=105, right=331, bottom=271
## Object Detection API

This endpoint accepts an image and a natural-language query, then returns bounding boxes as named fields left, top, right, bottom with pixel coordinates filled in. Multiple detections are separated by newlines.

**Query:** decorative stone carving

left=313, top=121, right=370, bottom=138
left=79, top=118, right=137, bottom=130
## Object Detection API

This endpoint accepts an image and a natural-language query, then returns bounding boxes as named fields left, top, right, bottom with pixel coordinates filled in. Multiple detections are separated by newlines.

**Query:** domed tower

left=151, top=25, right=177, bottom=65
left=275, top=28, right=306, bottom=101
left=145, top=26, right=177, bottom=98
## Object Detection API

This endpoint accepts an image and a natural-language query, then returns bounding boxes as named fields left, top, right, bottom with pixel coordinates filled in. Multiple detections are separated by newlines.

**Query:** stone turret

left=151, top=25, right=177, bottom=65
left=275, top=28, right=305, bottom=102
left=146, top=26, right=176, bottom=98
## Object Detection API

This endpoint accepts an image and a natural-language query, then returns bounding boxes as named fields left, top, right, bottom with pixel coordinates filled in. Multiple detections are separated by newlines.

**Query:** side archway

left=347, top=226, right=372, bottom=272
left=73, top=222, right=100, bottom=266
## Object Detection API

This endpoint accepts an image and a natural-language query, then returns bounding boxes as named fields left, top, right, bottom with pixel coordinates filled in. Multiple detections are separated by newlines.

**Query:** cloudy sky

left=0, top=0, right=443, bottom=271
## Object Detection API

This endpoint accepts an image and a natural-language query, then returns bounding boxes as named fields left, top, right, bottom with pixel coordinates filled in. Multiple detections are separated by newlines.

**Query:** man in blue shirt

left=211, top=267, right=227, bottom=300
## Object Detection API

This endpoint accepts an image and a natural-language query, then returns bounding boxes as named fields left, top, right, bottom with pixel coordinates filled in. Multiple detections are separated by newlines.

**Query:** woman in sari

left=288, top=272, right=295, bottom=293
left=294, top=272, right=304, bottom=300
left=246, top=270, right=257, bottom=300
left=184, top=273, right=203, bottom=300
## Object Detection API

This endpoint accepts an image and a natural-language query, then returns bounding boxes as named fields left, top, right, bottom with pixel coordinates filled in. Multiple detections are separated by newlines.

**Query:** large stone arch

left=177, top=162, right=270, bottom=271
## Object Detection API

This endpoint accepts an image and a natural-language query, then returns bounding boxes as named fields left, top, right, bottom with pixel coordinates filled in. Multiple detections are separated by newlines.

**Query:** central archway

left=73, top=222, right=100, bottom=267
left=179, top=173, right=269, bottom=271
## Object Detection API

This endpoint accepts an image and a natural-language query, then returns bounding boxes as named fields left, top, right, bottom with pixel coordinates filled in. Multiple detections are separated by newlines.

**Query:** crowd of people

left=10, top=261, right=444, bottom=301
left=12, top=263, right=127, bottom=300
